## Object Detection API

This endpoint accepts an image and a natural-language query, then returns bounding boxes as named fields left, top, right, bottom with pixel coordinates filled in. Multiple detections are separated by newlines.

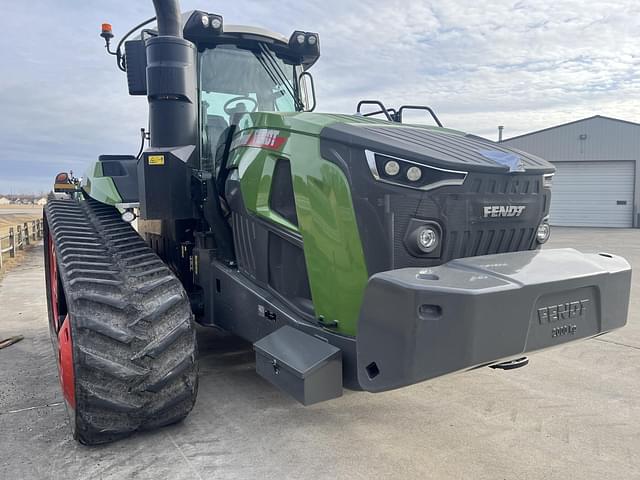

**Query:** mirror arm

left=299, top=71, right=317, bottom=112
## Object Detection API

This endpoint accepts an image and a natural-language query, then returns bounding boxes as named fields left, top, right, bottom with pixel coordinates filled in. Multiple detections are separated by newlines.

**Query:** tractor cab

left=197, top=32, right=313, bottom=171
left=104, top=11, right=319, bottom=171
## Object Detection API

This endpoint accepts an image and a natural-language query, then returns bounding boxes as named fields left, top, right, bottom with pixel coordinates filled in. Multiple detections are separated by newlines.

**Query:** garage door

left=549, top=161, right=635, bottom=227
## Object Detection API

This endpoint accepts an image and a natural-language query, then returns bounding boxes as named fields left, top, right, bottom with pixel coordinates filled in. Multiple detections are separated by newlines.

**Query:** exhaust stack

left=146, top=0, right=197, bottom=160
left=139, top=0, right=198, bottom=220
left=152, top=0, right=182, bottom=37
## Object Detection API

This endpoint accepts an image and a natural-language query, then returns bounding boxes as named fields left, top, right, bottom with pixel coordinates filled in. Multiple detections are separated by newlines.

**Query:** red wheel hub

left=47, top=232, right=61, bottom=331
left=47, top=231, right=75, bottom=409
left=57, top=315, right=76, bottom=409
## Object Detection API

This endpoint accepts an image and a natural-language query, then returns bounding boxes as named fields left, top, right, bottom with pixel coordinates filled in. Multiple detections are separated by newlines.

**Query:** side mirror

left=298, top=71, right=317, bottom=112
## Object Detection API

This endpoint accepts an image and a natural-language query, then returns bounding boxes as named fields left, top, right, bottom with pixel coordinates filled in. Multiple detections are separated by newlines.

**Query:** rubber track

left=45, top=196, right=198, bottom=445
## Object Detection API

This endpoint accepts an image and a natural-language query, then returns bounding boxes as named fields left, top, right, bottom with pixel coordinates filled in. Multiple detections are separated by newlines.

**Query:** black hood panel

left=321, top=124, right=554, bottom=174
left=319, top=125, right=552, bottom=277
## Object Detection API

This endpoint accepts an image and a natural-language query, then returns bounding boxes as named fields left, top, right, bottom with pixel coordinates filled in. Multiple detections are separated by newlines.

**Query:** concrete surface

left=1, top=228, right=639, bottom=480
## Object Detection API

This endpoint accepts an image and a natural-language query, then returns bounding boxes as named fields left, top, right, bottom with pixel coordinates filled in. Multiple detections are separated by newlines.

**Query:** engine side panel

left=227, top=129, right=369, bottom=337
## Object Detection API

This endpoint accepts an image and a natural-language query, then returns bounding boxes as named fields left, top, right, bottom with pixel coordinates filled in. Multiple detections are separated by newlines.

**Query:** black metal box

left=254, top=326, right=342, bottom=406
left=138, top=150, right=194, bottom=220
left=124, top=40, right=147, bottom=96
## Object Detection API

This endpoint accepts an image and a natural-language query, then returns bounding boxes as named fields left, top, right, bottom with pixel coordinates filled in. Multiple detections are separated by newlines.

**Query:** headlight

left=384, top=160, right=400, bottom=176
left=417, top=227, right=439, bottom=253
left=543, top=174, right=553, bottom=189
left=536, top=222, right=550, bottom=243
left=365, top=150, right=467, bottom=191
left=307, top=34, right=318, bottom=46
left=404, top=220, right=442, bottom=257
left=200, top=15, right=210, bottom=27
left=296, top=33, right=306, bottom=44
left=406, top=166, right=423, bottom=182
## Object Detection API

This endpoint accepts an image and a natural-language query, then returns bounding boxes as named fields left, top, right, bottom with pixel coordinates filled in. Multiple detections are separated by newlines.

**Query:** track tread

left=44, top=196, right=198, bottom=446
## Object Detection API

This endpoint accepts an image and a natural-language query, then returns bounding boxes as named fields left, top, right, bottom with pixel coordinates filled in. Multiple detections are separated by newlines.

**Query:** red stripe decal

left=232, top=129, right=287, bottom=151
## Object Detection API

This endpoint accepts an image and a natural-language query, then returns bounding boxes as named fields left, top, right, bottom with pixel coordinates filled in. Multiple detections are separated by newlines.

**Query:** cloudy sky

left=1, top=0, right=639, bottom=193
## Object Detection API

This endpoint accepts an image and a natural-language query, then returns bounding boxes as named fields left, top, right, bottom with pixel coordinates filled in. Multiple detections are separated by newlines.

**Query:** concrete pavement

left=1, top=228, right=639, bottom=479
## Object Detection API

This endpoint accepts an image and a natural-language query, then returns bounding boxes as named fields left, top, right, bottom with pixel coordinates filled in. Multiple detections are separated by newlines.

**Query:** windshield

left=199, top=44, right=303, bottom=171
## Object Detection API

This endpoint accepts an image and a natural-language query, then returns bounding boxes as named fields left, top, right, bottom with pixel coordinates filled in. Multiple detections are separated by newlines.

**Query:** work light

left=211, top=17, right=222, bottom=29
left=289, top=31, right=320, bottom=54
left=121, top=210, right=137, bottom=223
left=183, top=11, right=224, bottom=42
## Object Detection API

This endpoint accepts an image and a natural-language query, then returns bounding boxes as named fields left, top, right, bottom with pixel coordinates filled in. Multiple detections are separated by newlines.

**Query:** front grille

left=444, top=227, right=537, bottom=259
left=468, top=175, right=541, bottom=195
left=232, top=212, right=258, bottom=279
left=388, top=172, right=547, bottom=270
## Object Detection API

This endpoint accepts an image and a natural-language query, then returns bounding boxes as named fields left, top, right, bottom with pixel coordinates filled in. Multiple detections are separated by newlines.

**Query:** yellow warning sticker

left=148, top=155, right=165, bottom=165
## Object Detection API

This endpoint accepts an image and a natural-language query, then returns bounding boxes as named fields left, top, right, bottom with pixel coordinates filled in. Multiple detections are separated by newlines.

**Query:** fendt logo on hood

left=483, top=205, right=526, bottom=218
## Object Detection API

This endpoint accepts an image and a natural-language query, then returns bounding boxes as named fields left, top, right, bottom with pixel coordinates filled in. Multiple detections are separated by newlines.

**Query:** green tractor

left=44, top=0, right=631, bottom=445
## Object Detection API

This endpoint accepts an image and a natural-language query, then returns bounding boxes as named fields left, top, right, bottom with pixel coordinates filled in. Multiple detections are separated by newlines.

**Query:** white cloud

left=1, top=0, right=639, bottom=192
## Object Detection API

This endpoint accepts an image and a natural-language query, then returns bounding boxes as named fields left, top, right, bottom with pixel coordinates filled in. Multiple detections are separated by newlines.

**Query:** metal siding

left=503, top=117, right=640, bottom=162
left=550, top=161, right=634, bottom=227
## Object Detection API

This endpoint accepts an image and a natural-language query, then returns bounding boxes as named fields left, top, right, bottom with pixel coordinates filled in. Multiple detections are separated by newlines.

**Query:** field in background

left=0, top=205, right=42, bottom=237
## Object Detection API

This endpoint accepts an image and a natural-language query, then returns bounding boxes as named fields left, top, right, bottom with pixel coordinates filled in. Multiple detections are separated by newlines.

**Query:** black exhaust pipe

left=152, top=0, right=182, bottom=37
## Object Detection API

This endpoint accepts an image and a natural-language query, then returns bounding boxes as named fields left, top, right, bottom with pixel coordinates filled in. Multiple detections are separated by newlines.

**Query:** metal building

left=502, top=115, right=640, bottom=228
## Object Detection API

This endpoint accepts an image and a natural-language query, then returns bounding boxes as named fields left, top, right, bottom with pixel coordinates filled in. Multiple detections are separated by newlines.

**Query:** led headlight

left=543, top=173, right=553, bottom=189
left=384, top=160, right=400, bottom=176
left=365, top=150, right=467, bottom=191
left=406, top=166, right=423, bottom=182
left=296, top=33, right=306, bottom=44
left=307, top=34, right=318, bottom=46
left=536, top=222, right=550, bottom=244
left=200, top=15, right=210, bottom=27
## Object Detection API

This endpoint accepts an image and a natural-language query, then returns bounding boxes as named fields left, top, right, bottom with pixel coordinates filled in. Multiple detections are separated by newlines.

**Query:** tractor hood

left=319, top=122, right=554, bottom=175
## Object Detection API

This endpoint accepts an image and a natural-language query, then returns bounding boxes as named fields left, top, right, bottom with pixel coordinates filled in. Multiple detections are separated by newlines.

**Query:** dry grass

left=0, top=205, right=42, bottom=237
